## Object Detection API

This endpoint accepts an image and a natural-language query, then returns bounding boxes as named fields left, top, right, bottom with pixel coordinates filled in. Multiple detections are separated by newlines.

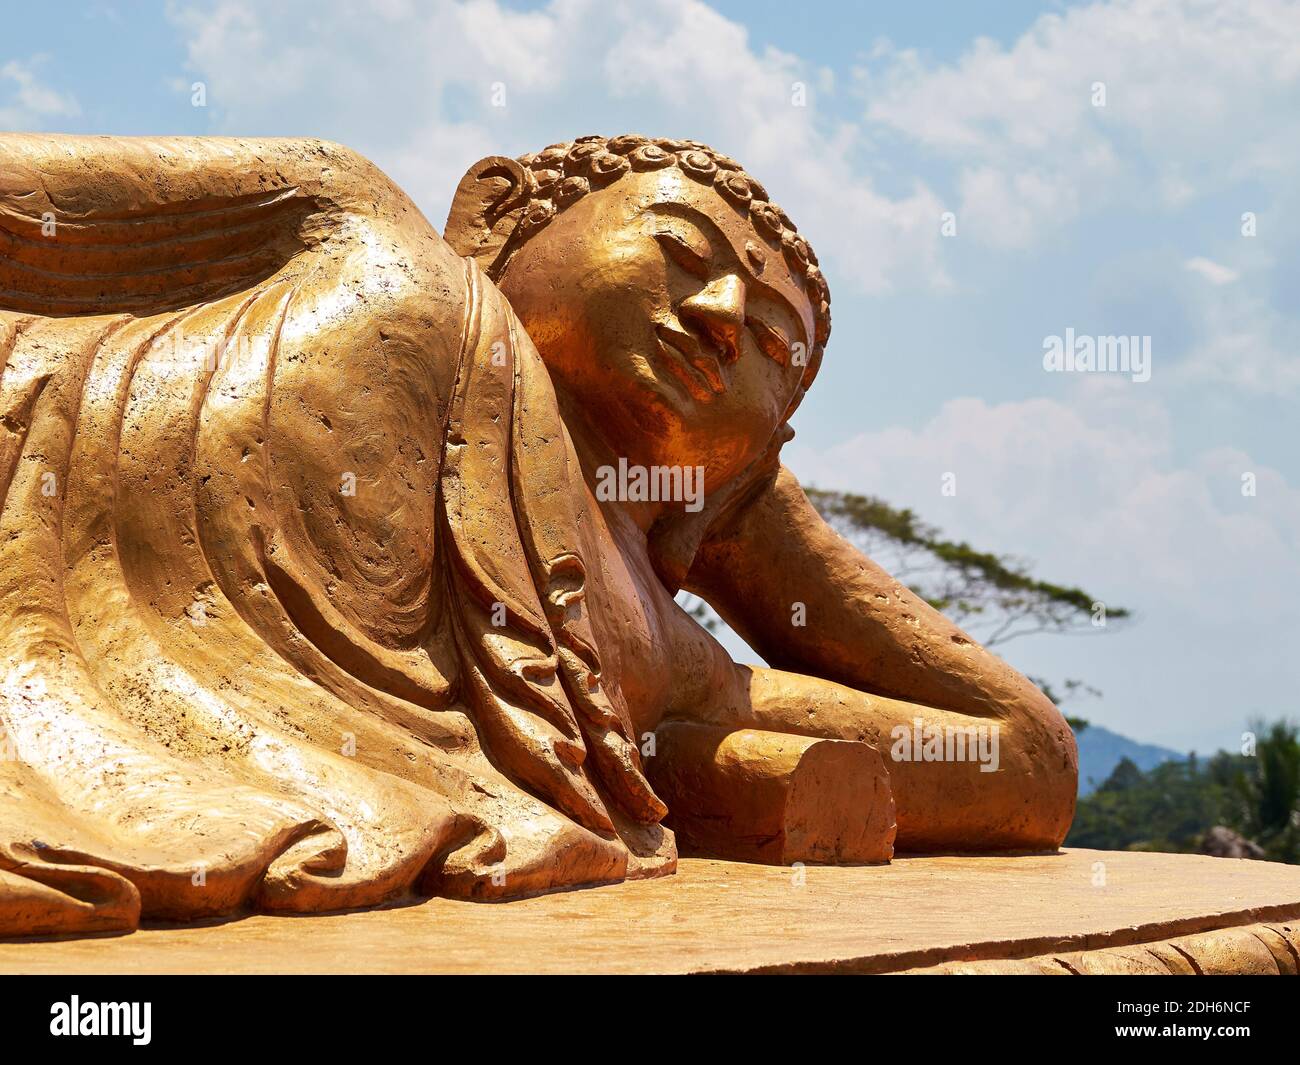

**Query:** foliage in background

left=679, top=487, right=1127, bottom=722
left=683, top=487, right=1297, bottom=865
left=815, top=487, right=1128, bottom=719
left=1067, top=719, right=1300, bottom=864
left=680, top=593, right=718, bottom=633
left=804, top=487, right=1130, bottom=646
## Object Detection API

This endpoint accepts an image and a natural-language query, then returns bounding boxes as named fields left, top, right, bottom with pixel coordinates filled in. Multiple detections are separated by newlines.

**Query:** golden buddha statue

left=0, top=133, right=1076, bottom=935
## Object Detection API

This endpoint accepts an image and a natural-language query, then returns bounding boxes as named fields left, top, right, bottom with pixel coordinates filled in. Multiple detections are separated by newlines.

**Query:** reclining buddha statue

left=0, top=133, right=1077, bottom=935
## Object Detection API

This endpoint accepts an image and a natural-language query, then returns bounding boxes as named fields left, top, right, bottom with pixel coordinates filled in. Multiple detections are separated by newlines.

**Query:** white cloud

left=167, top=0, right=1300, bottom=306
left=956, top=164, right=1081, bottom=249
left=783, top=385, right=1300, bottom=748
left=858, top=0, right=1300, bottom=244
left=601, top=2, right=947, bottom=293
left=842, top=0, right=1300, bottom=395
left=1184, top=256, right=1239, bottom=285
left=167, top=0, right=949, bottom=293
left=785, top=385, right=1300, bottom=620
left=0, top=56, right=81, bottom=128
left=1174, top=285, right=1300, bottom=393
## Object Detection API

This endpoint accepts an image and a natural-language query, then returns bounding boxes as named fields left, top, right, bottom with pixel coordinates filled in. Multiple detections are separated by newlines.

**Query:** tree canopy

left=1068, top=720, right=1300, bottom=863
left=804, top=487, right=1131, bottom=647
left=682, top=486, right=1130, bottom=721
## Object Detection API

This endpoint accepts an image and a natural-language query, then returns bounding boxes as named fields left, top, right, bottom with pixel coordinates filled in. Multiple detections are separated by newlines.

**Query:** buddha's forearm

left=685, top=465, right=1055, bottom=723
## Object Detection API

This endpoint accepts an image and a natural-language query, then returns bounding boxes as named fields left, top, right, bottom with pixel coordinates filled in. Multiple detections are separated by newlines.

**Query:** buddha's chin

left=604, top=413, right=707, bottom=475
left=572, top=348, right=731, bottom=469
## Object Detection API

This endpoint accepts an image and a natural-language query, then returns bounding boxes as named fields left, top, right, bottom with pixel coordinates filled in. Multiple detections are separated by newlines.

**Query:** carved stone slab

left=4, top=849, right=1298, bottom=975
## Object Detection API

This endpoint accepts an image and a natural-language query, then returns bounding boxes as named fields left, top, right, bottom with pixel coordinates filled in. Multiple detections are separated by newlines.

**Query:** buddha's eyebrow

left=645, top=200, right=812, bottom=350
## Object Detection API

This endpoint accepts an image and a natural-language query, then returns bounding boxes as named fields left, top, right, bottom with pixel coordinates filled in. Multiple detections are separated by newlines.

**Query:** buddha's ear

left=444, top=156, right=534, bottom=275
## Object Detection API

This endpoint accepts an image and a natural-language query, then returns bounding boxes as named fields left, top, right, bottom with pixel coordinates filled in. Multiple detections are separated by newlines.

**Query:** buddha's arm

left=683, top=465, right=1058, bottom=725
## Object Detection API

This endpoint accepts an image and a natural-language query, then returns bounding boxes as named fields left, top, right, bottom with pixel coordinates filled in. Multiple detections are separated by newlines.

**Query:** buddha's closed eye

left=654, top=229, right=710, bottom=278
left=745, top=314, right=792, bottom=367
left=654, top=226, right=793, bottom=368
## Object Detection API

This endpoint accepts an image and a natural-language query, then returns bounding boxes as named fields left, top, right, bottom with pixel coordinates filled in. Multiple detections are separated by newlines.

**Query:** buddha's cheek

left=573, top=244, right=671, bottom=372
left=686, top=382, right=791, bottom=484
left=501, top=231, right=658, bottom=377
left=560, top=252, right=710, bottom=452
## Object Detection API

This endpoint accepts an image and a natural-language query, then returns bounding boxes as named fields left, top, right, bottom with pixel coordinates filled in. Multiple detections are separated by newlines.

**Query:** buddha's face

left=497, top=169, right=816, bottom=493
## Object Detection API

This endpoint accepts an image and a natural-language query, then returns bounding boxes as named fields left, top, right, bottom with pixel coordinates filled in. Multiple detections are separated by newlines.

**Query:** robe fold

left=0, top=134, right=671, bottom=936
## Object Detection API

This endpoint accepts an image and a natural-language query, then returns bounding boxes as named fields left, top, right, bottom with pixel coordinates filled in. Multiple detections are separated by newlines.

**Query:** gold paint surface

left=0, top=134, right=1076, bottom=936
left=3, top=851, right=1298, bottom=975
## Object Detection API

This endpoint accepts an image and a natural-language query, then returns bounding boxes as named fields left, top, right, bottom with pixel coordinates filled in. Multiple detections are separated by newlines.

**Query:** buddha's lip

left=654, top=323, right=726, bottom=397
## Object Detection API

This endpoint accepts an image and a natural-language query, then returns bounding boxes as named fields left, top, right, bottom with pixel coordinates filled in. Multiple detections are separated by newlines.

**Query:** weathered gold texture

left=7, top=851, right=1298, bottom=975
left=0, top=134, right=1076, bottom=936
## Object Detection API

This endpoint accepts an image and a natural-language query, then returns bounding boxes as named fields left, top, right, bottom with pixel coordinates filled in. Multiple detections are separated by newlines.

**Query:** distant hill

left=1074, top=725, right=1183, bottom=794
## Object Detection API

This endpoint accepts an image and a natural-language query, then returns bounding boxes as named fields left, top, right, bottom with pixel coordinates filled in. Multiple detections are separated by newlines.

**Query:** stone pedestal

left=3, top=849, right=1298, bottom=974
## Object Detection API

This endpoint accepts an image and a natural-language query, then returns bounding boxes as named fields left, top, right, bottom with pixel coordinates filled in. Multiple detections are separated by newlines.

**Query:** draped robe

left=0, top=135, right=671, bottom=935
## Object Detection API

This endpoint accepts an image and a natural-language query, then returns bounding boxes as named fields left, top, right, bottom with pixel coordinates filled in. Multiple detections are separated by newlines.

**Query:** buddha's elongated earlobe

left=444, top=156, right=535, bottom=276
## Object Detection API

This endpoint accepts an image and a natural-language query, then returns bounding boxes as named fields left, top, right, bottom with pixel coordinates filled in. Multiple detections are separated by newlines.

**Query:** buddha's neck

left=555, top=393, right=671, bottom=537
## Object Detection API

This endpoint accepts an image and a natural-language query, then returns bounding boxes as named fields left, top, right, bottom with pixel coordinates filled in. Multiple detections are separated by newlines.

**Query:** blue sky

left=4, top=0, right=1297, bottom=753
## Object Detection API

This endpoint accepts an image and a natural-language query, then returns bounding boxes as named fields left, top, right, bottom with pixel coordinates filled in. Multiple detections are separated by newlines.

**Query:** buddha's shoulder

left=1, top=133, right=471, bottom=334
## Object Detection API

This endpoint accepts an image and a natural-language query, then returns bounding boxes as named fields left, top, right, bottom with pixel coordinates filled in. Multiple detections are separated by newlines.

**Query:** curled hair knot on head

left=446, top=134, right=832, bottom=362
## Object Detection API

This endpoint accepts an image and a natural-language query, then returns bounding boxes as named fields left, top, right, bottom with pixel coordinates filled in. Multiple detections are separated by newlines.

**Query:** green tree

left=1066, top=721, right=1300, bottom=864
left=1237, top=720, right=1300, bottom=862
left=680, top=487, right=1129, bottom=720
left=805, top=487, right=1128, bottom=717
left=1067, top=756, right=1239, bottom=854
left=803, top=487, right=1131, bottom=645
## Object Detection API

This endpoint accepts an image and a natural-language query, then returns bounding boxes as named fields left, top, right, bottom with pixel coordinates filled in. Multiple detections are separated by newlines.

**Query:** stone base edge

left=899, top=920, right=1300, bottom=974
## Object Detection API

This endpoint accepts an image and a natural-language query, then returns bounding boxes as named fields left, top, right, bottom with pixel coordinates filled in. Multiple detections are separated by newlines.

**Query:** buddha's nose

left=679, top=273, right=745, bottom=364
